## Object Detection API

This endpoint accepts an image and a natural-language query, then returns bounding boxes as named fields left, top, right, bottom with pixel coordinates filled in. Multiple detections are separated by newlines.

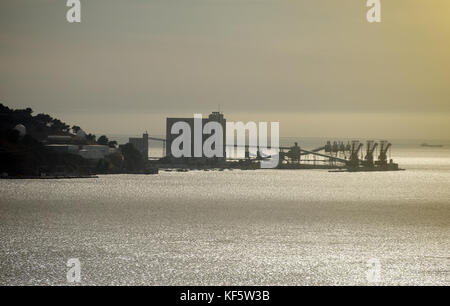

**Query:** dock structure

left=147, top=137, right=402, bottom=171
left=145, top=112, right=402, bottom=171
left=272, top=140, right=401, bottom=171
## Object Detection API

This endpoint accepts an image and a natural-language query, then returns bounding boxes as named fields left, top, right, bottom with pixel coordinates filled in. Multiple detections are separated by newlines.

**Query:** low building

left=78, top=145, right=115, bottom=160
left=47, top=135, right=73, bottom=144
left=45, top=144, right=79, bottom=154
left=45, top=144, right=117, bottom=161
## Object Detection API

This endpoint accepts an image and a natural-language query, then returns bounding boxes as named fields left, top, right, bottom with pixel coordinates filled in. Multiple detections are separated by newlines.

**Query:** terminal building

left=166, top=112, right=226, bottom=163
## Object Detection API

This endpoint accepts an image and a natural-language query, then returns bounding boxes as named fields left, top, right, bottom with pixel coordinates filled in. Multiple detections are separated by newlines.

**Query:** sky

left=1, top=0, right=449, bottom=139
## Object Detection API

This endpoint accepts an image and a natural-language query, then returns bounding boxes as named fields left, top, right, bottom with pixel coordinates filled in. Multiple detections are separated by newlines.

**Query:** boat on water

left=421, top=143, right=443, bottom=148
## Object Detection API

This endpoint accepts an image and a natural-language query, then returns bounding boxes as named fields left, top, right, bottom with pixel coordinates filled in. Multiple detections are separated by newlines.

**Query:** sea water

left=0, top=142, right=449, bottom=285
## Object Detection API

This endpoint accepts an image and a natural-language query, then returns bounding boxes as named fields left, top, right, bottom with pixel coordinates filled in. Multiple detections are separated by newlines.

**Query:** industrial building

left=128, top=132, right=149, bottom=160
left=165, top=112, right=226, bottom=163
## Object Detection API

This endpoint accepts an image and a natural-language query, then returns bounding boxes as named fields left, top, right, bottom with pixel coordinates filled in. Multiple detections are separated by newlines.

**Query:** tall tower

left=208, top=112, right=226, bottom=160
left=143, top=132, right=149, bottom=160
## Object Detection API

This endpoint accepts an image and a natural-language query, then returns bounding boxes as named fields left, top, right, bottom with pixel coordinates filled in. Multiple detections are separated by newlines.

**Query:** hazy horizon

left=1, top=0, right=449, bottom=139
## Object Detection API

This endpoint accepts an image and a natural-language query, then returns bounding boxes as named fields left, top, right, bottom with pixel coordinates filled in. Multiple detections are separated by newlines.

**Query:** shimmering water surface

left=1, top=146, right=449, bottom=285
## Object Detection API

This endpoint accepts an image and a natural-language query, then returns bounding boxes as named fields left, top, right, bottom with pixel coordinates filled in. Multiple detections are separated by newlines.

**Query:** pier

left=147, top=139, right=403, bottom=172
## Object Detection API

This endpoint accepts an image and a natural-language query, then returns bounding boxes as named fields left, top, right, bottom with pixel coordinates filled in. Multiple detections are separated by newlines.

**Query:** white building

left=78, top=145, right=117, bottom=160
left=45, top=144, right=117, bottom=160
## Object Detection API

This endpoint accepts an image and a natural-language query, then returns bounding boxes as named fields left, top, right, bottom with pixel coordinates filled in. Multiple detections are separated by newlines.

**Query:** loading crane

left=362, top=140, right=378, bottom=167
left=347, top=140, right=363, bottom=168
left=232, top=143, right=343, bottom=166
left=375, top=140, right=391, bottom=167
left=324, top=141, right=339, bottom=154
left=325, top=140, right=351, bottom=159
left=285, top=142, right=301, bottom=163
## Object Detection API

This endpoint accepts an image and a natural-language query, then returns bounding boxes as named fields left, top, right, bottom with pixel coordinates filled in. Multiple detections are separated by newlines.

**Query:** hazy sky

left=1, top=0, right=449, bottom=139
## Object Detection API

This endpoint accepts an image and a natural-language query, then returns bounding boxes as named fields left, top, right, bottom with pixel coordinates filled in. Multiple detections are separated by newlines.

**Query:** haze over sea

left=1, top=139, right=449, bottom=285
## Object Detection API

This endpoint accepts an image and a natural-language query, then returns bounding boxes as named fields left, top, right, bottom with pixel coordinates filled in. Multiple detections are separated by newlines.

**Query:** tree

left=120, top=143, right=144, bottom=172
left=97, top=135, right=109, bottom=146
left=86, top=133, right=96, bottom=144
left=50, top=118, right=70, bottom=133
left=0, top=103, right=12, bottom=113
left=72, top=125, right=81, bottom=134
left=35, top=113, right=53, bottom=127
left=6, top=129, right=20, bottom=143
left=108, top=140, right=118, bottom=148
left=14, top=107, right=33, bottom=117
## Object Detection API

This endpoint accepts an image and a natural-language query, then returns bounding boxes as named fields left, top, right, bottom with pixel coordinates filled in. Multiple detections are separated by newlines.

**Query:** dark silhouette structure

left=129, top=132, right=149, bottom=160
left=165, top=112, right=226, bottom=164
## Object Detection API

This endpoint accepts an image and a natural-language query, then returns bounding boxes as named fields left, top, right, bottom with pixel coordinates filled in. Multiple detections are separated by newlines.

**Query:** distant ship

left=421, top=143, right=443, bottom=148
